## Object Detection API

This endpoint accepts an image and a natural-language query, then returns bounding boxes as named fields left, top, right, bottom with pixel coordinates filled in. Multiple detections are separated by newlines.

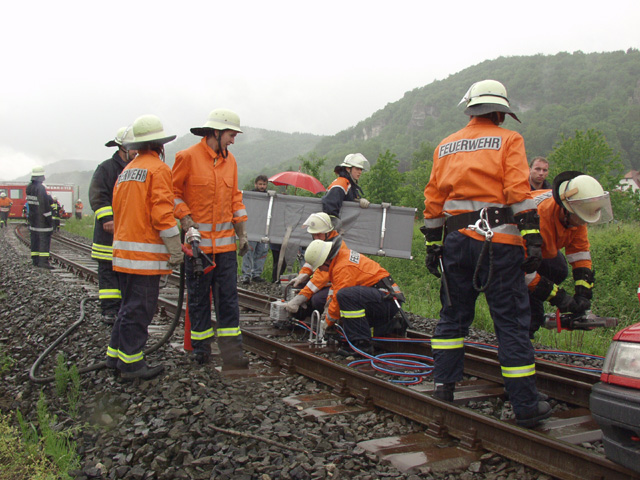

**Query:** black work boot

left=193, top=342, right=212, bottom=365
left=337, top=340, right=374, bottom=357
left=38, top=260, right=54, bottom=270
left=121, top=363, right=165, bottom=381
left=217, top=337, right=249, bottom=370
left=433, top=383, right=455, bottom=402
left=516, top=401, right=552, bottom=428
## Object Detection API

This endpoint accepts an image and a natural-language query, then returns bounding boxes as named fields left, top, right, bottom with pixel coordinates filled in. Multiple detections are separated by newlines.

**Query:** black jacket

left=26, top=180, right=53, bottom=232
left=89, top=151, right=129, bottom=258
left=321, top=170, right=364, bottom=217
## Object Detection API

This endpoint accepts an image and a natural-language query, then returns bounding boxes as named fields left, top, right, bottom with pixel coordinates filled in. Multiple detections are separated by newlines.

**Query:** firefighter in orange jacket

left=107, top=114, right=183, bottom=381
left=74, top=199, right=83, bottom=220
left=422, top=79, right=550, bottom=428
left=0, top=192, right=12, bottom=228
left=303, top=236, right=404, bottom=355
left=283, top=212, right=343, bottom=318
left=526, top=172, right=613, bottom=338
left=172, top=109, right=249, bottom=368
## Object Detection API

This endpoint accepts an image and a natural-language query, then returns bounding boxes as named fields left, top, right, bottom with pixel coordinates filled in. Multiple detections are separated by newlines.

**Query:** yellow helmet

left=304, top=240, right=334, bottom=271
left=32, top=165, right=45, bottom=178
left=303, top=212, right=334, bottom=234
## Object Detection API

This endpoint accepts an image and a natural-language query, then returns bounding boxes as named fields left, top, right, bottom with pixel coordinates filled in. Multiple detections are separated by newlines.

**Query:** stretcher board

left=242, top=190, right=416, bottom=260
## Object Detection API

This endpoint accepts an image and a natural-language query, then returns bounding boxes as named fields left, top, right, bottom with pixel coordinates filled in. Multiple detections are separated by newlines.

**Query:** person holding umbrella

left=322, top=153, right=371, bottom=217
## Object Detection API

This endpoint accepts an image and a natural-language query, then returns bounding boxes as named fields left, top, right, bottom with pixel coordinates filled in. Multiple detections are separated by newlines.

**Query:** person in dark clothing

left=89, top=126, right=138, bottom=325
left=50, top=196, right=61, bottom=232
left=26, top=166, right=54, bottom=269
left=240, top=175, right=269, bottom=284
left=321, top=153, right=371, bottom=217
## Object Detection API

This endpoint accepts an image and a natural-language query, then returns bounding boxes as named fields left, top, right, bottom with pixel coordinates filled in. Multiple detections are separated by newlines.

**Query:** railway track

left=15, top=224, right=639, bottom=479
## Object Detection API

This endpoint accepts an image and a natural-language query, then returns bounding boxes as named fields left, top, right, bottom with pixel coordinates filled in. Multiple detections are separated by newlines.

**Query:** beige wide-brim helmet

left=105, top=125, right=134, bottom=147
left=460, top=79, right=521, bottom=122
left=191, top=109, right=243, bottom=137
left=556, top=173, right=613, bottom=224
left=123, top=115, right=176, bottom=150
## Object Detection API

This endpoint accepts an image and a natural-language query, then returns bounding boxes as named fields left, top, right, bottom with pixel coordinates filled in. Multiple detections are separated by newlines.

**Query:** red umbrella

left=268, top=171, right=326, bottom=194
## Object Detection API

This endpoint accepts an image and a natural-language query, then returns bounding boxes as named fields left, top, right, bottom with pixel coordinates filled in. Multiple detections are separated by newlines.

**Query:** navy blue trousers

left=434, top=232, right=539, bottom=417
left=108, top=273, right=160, bottom=373
left=529, top=253, right=569, bottom=336
left=335, top=286, right=398, bottom=343
left=185, top=250, right=241, bottom=354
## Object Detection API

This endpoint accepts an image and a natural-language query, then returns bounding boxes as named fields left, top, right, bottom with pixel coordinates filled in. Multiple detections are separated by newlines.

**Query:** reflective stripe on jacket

left=0, top=197, right=13, bottom=212
left=324, top=247, right=393, bottom=323
left=172, top=138, right=247, bottom=254
left=423, top=117, right=535, bottom=246
left=112, top=151, right=178, bottom=275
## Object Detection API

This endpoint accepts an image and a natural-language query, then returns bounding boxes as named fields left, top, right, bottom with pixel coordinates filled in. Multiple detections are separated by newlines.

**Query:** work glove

left=284, top=294, right=307, bottom=313
left=573, top=295, right=591, bottom=314
left=162, top=235, right=184, bottom=269
left=359, top=198, right=370, bottom=209
left=420, top=225, right=444, bottom=279
left=292, top=273, right=310, bottom=287
left=233, top=221, right=249, bottom=256
left=426, top=245, right=443, bottom=278
left=515, top=210, right=543, bottom=273
left=180, top=215, right=198, bottom=231
left=549, top=288, right=578, bottom=313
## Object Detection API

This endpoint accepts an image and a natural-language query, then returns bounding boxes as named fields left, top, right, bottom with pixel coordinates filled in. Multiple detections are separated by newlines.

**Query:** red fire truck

left=0, top=183, right=74, bottom=219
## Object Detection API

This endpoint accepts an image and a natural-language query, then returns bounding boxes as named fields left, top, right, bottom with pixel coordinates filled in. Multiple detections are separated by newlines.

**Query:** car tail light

left=600, top=340, right=640, bottom=388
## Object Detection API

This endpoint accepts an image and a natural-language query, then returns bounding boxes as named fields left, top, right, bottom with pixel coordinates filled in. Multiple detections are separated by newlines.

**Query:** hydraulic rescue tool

left=543, top=310, right=619, bottom=332
left=182, top=227, right=216, bottom=275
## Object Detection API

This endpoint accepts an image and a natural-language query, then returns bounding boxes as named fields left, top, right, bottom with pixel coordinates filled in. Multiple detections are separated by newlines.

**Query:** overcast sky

left=1, top=0, right=639, bottom=181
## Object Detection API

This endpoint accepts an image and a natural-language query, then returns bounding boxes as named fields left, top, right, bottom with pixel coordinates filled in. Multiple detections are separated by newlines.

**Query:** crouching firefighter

left=423, top=79, right=551, bottom=428
left=526, top=172, right=613, bottom=338
left=304, top=236, right=407, bottom=356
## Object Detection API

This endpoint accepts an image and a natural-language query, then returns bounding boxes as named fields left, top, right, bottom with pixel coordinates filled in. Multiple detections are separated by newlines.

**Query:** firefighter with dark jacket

left=321, top=153, right=371, bottom=217
left=526, top=172, right=613, bottom=338
left=172, top=109, right=249, bottom=369
left=106, top=114, right=182, bottom=381
left=422, top=79, right=551, bottom=428
left=303, top=236, right=405, bottom=355
left=50, top=196, right=61, bottom=232
left=89, top=126, right=138, bottom=325
left=26, top=166, right=54, bottom=269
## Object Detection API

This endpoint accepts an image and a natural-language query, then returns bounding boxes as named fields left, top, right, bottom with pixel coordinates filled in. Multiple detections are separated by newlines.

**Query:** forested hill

left=301, top=49, right=640, bottom=174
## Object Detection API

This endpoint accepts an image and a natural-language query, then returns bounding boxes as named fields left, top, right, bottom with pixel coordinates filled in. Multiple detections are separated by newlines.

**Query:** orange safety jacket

left=112, top=151, right=179, bottom=275
left=75, top=202, right=83, bottom=212
left=525, top=191, right=591, bottom=291
left=0, top=197, right=13, bottom=212
left=324, top=246, right=395, bottom=324
left=423, top=117, right=536, bottom=246
left=172, top=138, right=247, bottom=254
left=299, top=230, right=341, bottom=300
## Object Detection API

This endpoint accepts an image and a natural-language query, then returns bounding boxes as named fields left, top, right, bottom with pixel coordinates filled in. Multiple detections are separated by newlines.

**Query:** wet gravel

left=0, top=225, right=601, bottom=479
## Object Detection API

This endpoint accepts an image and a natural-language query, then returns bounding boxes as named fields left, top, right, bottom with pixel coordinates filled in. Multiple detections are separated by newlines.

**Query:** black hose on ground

left=29, top=262, right=187, bottom=384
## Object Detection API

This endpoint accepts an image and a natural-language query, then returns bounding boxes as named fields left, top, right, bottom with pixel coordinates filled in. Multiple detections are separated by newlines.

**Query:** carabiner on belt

left=467, top=207, right=494, bottom=241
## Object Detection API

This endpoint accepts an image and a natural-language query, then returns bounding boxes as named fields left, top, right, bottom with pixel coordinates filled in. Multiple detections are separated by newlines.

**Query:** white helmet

left=191, top=108, right=243, bottom=136
left=77, top=199, right=82, bottom=202
left=460, top=79, right=520, bottom=122
left=105, top=125, right=134, bottom=147
left=304, top=239, right=334, bottom=271
left=303, top=212, right=334, bottom=234
left=32, top=165, right=45, bottom=178
left=124, top=114, right=176, bottom=149
left=340, top=153, right=370, bottom=171
left=52, top=196, right=57, bottom=201
left=0, top=192, right=6, bottom=198
left=555, top=173, right=613, bottom=224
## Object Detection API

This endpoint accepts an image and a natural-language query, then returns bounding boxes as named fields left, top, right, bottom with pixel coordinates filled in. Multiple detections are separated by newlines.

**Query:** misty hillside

left=299, top=49, right=640, bottom=175
left=25, top=49, right=640, bottom=212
